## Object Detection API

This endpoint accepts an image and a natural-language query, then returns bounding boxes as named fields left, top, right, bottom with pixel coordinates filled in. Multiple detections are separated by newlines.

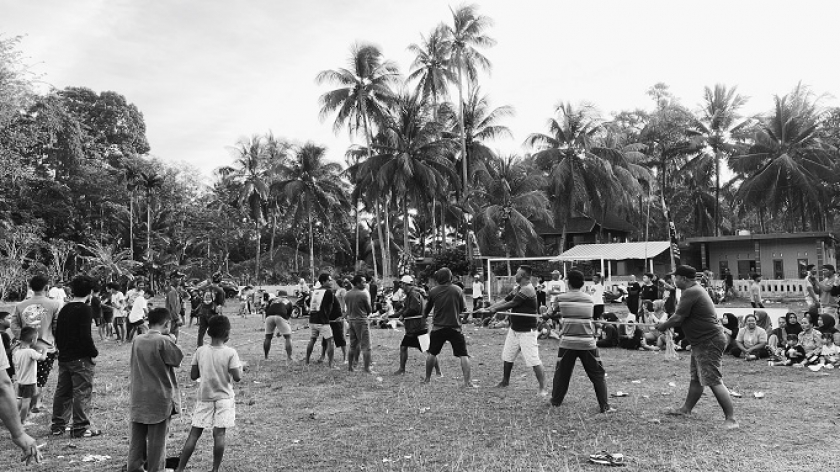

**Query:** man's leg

left=70, top=359, right=94, bottom=435
left=50, top=363, right=73, bottom=433
left=532, top=365, right=546, bottom=394
left=459, top=356, right=472, bottom=387
left=498, top=330, right=518, bottom=387
left=283, top=335, right=293, bottom=364
left=197, top=318, right=208, bottom=347
left=395, top=346, right=409, bottom=374
left=550, top=348, right=578, bottom=406
left=498, top=362, right=514, bottom=387
left=174, top=427, right=203, bottom=472
left=146, top=418, right=170, bottom=472
left=319, top=337, right=327, bottom=363
left=211, top=427, right=227, bottom=472
left=326, top=339, right=335, bottom=367
left=263, top=335, right=273, bottom=360
left=126, top=421, right=148, bottom=472
left=579, top=349, right=611, bottom=411
left=305, top=336, right=316, bottom=364
left=709, top=383, right=737, bottom=426
left=348, top=326, right=358, bottom=372
left=424, top=353, right=437, bottom=383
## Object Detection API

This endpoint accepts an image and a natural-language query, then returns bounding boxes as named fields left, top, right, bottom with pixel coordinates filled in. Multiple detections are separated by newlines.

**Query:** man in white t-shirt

left=127, top=289, right=149, bottom=341
left=544, top=270, right=567, bottom=304
left=590, top=273, right=606, bottom=320
left=471, top=275, right=484, bottom=311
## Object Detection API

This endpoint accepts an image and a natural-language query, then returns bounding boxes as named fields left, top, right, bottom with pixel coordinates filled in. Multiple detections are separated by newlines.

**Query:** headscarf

left=817, top=314, right=838, bottom=334
left=785, top=313, right=802, bottom=336
left=754, top=310, right=772, bottom=332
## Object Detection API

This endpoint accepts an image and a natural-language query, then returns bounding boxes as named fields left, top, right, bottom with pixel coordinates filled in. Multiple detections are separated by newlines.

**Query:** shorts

left=36, top=350, right=58, bottom=388
left=102, top=311, right=114, bottom=323
left=191, top=398, right=236, bottom=429
left=348, top=321, right=371, bottom=351
left=17, top=383, right=36, bottom=399
left=502, top=329, right=542, bottom=366
left=310, top=323, right=333, bottom=340
left=593, top=305, right=605, bottom=320
left=330, top=321, right=346, bottom=348
left=427, top=327, right=468, bottom=357
left=93, top=316, right=103, bottom=326
left=265, top=316, right=291, bottom=336
left=400, top=330, right=428, bottom=351
left=113, top=316, right=125, bottom=325
left=689, top=333, right=727, bottom=387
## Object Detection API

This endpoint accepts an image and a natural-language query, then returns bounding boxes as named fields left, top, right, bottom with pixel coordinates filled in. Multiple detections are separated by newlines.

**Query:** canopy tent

left=550, top=241, right=672, bottom=280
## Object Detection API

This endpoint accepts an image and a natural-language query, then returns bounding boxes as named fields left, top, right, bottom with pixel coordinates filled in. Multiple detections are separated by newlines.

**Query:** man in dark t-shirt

left=305, top=273, right=336, bottom=367
left=656, top=265, right=738, bottom=430
left=484, top=265, right=547, bottom=395
left=422, top=268, right=474, bottom=387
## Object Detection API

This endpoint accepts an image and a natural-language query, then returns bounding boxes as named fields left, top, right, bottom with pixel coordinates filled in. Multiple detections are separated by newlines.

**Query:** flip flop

left=589, top=450, right=625, bottom=467
left=664, top=408, right=689, bottom=416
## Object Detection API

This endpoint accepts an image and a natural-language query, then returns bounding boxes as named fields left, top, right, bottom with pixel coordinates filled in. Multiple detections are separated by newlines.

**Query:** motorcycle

left=290, top=290, right=311, bottom=319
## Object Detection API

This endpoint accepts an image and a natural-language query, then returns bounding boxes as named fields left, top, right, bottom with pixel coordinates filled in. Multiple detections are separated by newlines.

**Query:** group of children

left=771, top=331, right=840, bottom=369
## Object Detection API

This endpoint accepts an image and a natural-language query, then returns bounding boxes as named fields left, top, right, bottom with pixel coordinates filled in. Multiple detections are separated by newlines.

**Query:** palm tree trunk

left=361, top=103, right=381, bottom=280
left=129, top=192, right=134, bottom=260
left=430, top=198, right=436, bottom=256
left=441, top=196, right=447, bottom=251
left=403, top=196, right=410, bottom=260
left=354, top=198, right=361, bottom=270
left=308, top=203, right=315, bottom=284
left=270, top=213, right=276, bottom=262
left=146, top=192, right=151, bottom=262
left=714, top=155, right=720, bottom=236
left=369, top=220, right=378, bottom=279
left=383, top=196, right=391, bottom=280
left=457, top=66, right=471, bottom=262
left=255, top=221, right=261, bottom=285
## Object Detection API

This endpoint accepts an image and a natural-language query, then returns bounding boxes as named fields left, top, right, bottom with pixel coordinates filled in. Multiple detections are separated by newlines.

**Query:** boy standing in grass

left=12, top=327, right=49, bottom=425
left=175, top=315, right=242, bottom=472
left=127, top=308, right=184, bottom=472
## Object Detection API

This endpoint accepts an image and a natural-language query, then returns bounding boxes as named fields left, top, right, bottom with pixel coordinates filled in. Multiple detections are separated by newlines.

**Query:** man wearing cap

left=655, top=265, right=739, bottom=430
left=484, top=265, right=547, bottom=395
left=393, top=275, right=441, bottom=376
left=819, top=265, right=839, bottom=319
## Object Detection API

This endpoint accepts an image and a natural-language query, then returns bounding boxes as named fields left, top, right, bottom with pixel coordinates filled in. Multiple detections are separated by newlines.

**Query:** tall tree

left=273, top=143, right=349, bottom=283
left=316, top=43, right=399, bottom=277
left=138, top=170, right=164, bottom=266
left=688, top=84, right=749, bottom=235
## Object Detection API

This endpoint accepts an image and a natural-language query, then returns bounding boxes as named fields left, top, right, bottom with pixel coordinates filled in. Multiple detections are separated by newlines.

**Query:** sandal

left=589, top=450, right=625, bottom=467
left=72, top=428, right=102, bottom=438
left=664, top=407, right=689, bottom=416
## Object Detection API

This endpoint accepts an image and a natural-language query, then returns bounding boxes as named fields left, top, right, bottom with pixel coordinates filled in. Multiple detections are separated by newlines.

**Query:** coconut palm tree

left=138, top=170, right=164, bottom=264
left=117, top=161, right=143, bottom=260
left=361, top=91, right=457, bottom=260
left=731, top=86, right=836, bottom=231
left=525, top=103, right=629, bottom=252
left=472, top=155, right=552, bottom=274
left=444, top=4, right=496, bottom=194
left=272, top=143, right=349, bottom=283
left=316, top=43, right=399, bottom=277
left=408, top=25, right=454, bottom=113
left=79, top=241, right=141, bottom=282
left=687, top=84, right=749, bottom=235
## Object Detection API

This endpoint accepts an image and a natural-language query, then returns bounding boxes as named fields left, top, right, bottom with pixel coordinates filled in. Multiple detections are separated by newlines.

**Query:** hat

left=473, top=274, right=481, bottom=279
left=668, top=265, right=697, bottom=278
left=400, top=275, right=414, bottom=284
left=551, top=270, right=560, bottom=275
left=822, top=264, right=836, bottom=272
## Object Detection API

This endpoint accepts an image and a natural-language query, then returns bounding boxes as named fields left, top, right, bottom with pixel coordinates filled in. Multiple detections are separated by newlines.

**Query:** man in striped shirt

left=548, top=269, right=614, bottom=413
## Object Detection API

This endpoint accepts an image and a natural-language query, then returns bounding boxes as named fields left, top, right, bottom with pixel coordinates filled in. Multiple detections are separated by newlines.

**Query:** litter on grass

left=81, top=455, right=111, bottom=462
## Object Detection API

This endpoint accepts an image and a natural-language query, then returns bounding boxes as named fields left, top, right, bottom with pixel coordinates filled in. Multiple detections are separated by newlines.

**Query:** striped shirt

left=557, top=291, right=596, bottom=350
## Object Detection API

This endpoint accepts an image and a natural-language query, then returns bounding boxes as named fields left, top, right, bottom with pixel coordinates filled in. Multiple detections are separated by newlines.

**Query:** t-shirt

left=545, top=279, right=566, bottom=299
left=785, top=344, right=806, bottom=361
left=110, top=291, right=126, bottom=316
left=12, top=347, right=43, bottom=384
left=0, top=340, right=9, bottom=371
left=506, top=284, right=538, bottom=332
left=129, top=296, right=148, bottom=323
left=472, top=282, right=484, bottom=299
left=48, top=287, right=66, bottom=302
left=589, top=283, right=605, bottom=305
left=309, top=288, right=335, bottom=325
left=664, top=284, right=723, bottom=345
left=328, top=291, right=343, bottom=322
left=345, top=288, right=372, bottom=321
left=424, top=283, right=465, bottom=330
left=192, top=344, right=241, bottom=402
left=265, top=299, right=291, bottom=320
left=130, top=331, right=184, bottom=424
left=90, top=296, right=103, bottom=319
left=165, top=288, right=183, bottom=322
left=55, top=302, right=98, bottom=362
left=737, top=327, right=768, bottom=349
left=12, top=295, right=62, bottom=344
left=820, top=344, right=840, bottom=360
left=557, top=291, right=596, bottom=350
left=640, top=284, right=658, bottom=302
left=749, top=283, right=762, bottom=303
left=125, top=289, right=142, bottom=313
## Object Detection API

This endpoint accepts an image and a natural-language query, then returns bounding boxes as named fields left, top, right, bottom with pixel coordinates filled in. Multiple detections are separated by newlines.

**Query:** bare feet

left=723, top=419, right=740, bottom=430
left=393, top=370, right=405, bottom=376
left=495, top=382, right=509, bottom=388
left=664, top=407, right=690, bottom=416
left=538, top=389, right=549, bottom=397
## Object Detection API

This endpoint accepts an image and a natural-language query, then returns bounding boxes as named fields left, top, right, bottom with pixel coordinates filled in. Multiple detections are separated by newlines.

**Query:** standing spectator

left=346, top=275, right=374, bottom=373
left=423, top=268, right=474, bottom=387
left=471, top=274, right=485, bottom=311
left=0, top=334, right=40, bottom=464
left=367, top=275, right=379, bottom=310
left=723, top=269, right=736, bottom=300
left=549, top=269, right=613, bottom=413
left=108, top=283, right=127, bottom=343
left=804, top=265, right=820, bottom=314
left=126, top=308, right=184, bottom=472
left=545, top=271, right=566, bottom=303
left=174, top=315, right=242, bottom=472
left=536, top=277, right=547, bottom=308
left=625, top=275, right=641, bottom=316
left=661, top=275, right=677, bottom=315
left=639, top=273, right=659, bottom=307
left=749, top=273, right=764, bottom=308
left=195, top=292, right=220, bottom=348
left=819, top=264, right=839, bottom=319
left=207, top=273, right=227, bottom=308
left=126, top=288, right=149, bottom=341
left=486, top=265, right=547, bottom=395
left=0, top=312, right=13, bottom=379
left=90, top=287, right=105, bottom=341
left=100, top=285, right=115, bottom=340
left=393, top=276, right=440, bottom=377
left=655, top=265, right=738, bottom=430
left=165, top=275, right=184, bottom=343
left=305, top=273, right=336, bottom=367
left=51, top=275, right=101, bottom=438
left=48, top=281, right=67, bottom=308
left=11, top=275, right=62, bottom=413
left=590, top=273, right=606, bottom=320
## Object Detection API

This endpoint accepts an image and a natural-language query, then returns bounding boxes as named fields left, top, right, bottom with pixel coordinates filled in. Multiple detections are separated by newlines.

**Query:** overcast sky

left=2, top=0, right=838, bottom=178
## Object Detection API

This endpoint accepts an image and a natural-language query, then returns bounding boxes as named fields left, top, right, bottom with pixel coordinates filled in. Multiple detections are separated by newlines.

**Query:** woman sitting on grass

left=798, top=315, right=823, bottom=363
left=767, top=316, right=788, bottom=360
left=816, top=315, right=840, bottom=345
left=731, top=313, right=768, bottom=360
left=720, top=312, right=740, bottom=353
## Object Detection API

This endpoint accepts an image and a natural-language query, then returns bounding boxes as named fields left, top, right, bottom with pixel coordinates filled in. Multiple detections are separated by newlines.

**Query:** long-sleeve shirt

left=55, top=302, right=98, bottom=362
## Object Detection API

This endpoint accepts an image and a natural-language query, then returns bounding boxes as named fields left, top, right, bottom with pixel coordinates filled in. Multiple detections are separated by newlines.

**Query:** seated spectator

left=754, top=310, right=772, bottom=332
left=771, top=334, right=805, bottom=366
left=816, top=314, right=838, bottom=341
left=805, top=332, right=840, bottom=370
left=731, top=313, right=768, bottom=359
left=640, top=300, right=666, bottom=350
left=720, top=312, right=740, bottom=353
left=617, top=312, right=642, bottom=350
left=798, top=315, right=823, bottom=361
left=767, top=316, right=788, bottom=360
left=785, top=312, right=802, bottom=337
left=596, top=313, right=619, bottom=348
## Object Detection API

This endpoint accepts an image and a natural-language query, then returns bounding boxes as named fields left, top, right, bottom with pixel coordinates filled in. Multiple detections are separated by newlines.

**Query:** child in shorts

left=13, top=327, right=49, bottom=424
left=175, top=315, right=242, bottom=472
left=774, top=334, right=806, bottom=366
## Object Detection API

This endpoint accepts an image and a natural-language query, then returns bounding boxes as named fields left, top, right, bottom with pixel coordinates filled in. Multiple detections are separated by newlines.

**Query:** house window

left=797, top=259, right=809, bottom=278
left=737, top=260, right=756, bottom=280
left=773, top=260, right=784, bottom=279
left=719, top=261, right=729, bottom=278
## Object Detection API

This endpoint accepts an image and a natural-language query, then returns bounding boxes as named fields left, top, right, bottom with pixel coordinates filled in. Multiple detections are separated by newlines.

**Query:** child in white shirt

left=13, top=327, right=49, bottom=424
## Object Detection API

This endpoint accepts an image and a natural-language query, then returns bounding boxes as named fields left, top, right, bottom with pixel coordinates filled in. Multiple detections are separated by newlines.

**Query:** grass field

left=2, top=300, right=839, bottom=471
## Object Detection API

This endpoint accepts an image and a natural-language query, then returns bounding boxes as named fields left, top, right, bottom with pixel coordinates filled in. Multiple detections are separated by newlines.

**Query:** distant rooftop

left=686, top=232, right=836, bottom=244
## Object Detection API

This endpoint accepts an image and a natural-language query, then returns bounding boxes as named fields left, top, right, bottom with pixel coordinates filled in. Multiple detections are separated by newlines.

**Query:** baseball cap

left=400, top=275, right=414, bottom=284
left=822, top=264, right=836, bottom=272
left=551, top=270, right=560, bottom=275
left=668, top=265, right=697, bottom=278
